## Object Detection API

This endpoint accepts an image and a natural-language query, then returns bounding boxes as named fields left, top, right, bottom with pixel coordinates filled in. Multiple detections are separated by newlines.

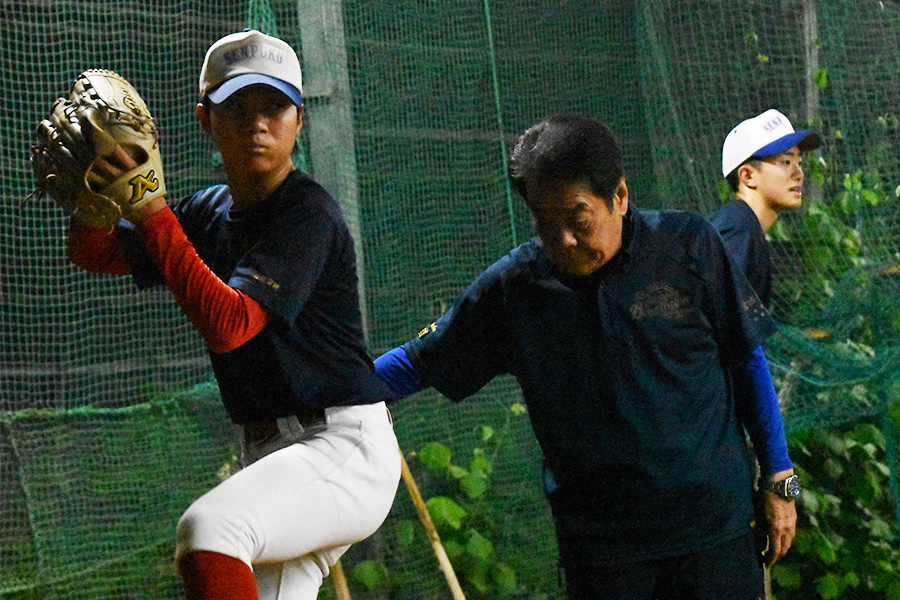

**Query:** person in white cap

left=63, top=29, right=400, bottom=599
left=710, top=108, right=822, bottom=308
left=709, top=109, right=820, bottom=572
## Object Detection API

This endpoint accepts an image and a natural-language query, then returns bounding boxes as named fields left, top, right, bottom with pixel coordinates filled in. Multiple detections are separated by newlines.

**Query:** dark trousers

left=563, top=532, right=765, bottom=600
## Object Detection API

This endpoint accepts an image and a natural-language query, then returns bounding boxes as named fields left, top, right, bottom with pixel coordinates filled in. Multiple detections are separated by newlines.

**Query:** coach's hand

left=760, top=470, right=797, bottom=566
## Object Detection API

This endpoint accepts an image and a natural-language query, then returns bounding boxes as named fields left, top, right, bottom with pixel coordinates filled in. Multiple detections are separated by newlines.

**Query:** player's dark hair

left=508, top=114, right=624, bottom=210
left=726, top=158, right=763, bottom=192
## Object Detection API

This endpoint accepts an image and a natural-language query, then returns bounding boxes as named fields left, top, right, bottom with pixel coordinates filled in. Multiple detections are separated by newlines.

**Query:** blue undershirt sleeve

left=733, top=345, right=793, bottom=476
left=374, top=345, right=425, bottom=403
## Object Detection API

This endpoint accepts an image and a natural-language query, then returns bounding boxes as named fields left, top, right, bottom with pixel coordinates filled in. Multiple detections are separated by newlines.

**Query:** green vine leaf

left=463, top=561, right=491, bottom=594
left=394, top=519, right=416, bottom=548
left=352, top=560, right=389, bottom=590
left=460, top=471, right=489, bottom=498
left=443, top=538, right=465, bottom=559
left=449, top=464, right=469, bottom=479
left=466, top=529, right=495, bottom=560
left=814, top=533, right=839, bottom=564
left=861, top=189, right=881, bottom=206
left=471, top=448, right=493, bottom=475
left=510, top=402, right=527, bottom=416
left=426, top=496, right=467, bottom=530
left=816, top=572, right=845, bottom=599
left=772, top=563, right=802, bottom=588
left=491, top=562, right=517, bottom=590
left=418, top=442, right=452, bottom=469
left=412, top=413, right=522, bottom=597
left=847, top=469, right=880, bottom=503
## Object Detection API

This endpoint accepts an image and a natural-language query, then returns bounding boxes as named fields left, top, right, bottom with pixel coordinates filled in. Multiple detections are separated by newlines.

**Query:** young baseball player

left=375, top=115, right=798, bottom=599
left=710, top=108, right=822, bottom=308
left=708, top=110, right=821, bottom=572
left=64, top=30, right=400, bottom=600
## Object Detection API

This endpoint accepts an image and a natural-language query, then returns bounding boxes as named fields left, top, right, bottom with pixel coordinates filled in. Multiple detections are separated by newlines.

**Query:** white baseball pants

left=175, top=402, right=400, bottom=599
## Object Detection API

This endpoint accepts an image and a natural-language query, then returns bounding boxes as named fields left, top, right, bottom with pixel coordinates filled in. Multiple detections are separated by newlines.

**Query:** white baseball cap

left=199, top=29, right=303, bottom=107
left=721, top=109, right=821, bottom=177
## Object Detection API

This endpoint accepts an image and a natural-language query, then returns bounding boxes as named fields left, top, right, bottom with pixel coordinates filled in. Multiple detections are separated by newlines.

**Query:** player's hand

left=87, top=150, right=166, bottom=222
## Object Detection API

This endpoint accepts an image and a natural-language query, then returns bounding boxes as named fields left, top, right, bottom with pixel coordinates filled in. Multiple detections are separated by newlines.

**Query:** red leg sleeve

left=177, top=551, right=260, bottom=600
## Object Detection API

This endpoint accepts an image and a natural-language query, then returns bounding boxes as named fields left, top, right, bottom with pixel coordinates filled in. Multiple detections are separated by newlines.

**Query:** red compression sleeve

left=67, top=219, right=132, bottom=274
left=177, top=551, right=259, bottom=600
left=136, top=207, right=269, bottom=353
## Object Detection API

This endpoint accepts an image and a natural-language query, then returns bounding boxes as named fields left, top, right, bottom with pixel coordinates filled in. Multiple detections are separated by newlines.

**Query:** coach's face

left=525, top=177, right=628, bottom=276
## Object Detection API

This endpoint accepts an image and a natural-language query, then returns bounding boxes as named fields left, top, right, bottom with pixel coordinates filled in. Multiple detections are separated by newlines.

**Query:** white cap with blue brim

left=722, top=109, right=821, bottom=177
left=199, top=29, right=303, bottom=107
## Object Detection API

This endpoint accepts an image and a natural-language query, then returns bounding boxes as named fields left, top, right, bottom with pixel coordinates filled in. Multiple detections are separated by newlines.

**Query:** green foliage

left=717, top=177, right=733, bottom=203
left=419, top=441, right=453, bottom=469
left=351, top=559, right=390, bottom=590
left=772, top=419, right=900, bottom=599
left=413, top=412, right=522, bottom=598
left=342, top=399, right=555, bottom=599
left=771, top=112, right=900, bottom=343
left=359, top=403, right=528, bottom=598
left=767, top=114, right=900, bottom=597
left=427, top=495, right=469, bottom=529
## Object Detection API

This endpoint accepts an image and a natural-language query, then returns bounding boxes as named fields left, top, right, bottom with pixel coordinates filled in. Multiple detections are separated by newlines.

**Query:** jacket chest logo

left=630, top=282, right=690, bottom=320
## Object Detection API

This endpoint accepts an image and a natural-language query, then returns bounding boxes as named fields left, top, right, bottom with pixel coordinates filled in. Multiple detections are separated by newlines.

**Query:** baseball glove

left=26, top=69, right=167, bottom=227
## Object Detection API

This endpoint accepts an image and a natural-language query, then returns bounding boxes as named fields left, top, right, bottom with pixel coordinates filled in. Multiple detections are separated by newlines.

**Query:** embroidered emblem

left=418, top=322, right=438, bottom=338
left=250, top=272, right=280, bottom=290
left=742, top=294, right=770, bottom=322
left=630, top=282, right=691, bottom=320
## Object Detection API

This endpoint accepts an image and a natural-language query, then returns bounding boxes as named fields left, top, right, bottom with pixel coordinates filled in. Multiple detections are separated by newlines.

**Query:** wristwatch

left=764, top=474, right=802, bottom=501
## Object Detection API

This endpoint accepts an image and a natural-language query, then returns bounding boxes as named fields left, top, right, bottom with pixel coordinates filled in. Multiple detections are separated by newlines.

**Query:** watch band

left=765, top=474, right=801, bottom=500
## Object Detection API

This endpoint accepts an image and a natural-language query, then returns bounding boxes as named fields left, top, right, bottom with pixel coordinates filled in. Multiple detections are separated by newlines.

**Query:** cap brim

left=207, top=73, right=303, bottom=107
left=753, top=129, right=822, bottom=158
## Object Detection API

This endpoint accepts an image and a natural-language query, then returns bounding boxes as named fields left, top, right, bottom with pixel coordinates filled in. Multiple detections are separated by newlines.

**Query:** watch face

left=785, top=475, right=802, bottom=497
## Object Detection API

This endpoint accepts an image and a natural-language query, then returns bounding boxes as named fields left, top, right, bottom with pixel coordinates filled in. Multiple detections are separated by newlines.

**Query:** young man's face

left=524, top=178, right=628, bottom=276
left=200, top=84, right=302, bottom=181
left=750, top=147, right=805, bottom=211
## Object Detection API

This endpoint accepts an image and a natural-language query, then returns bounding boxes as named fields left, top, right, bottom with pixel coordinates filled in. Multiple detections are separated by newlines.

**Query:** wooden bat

left=400, top=449, right=467, bottom=600
left=330, top=558, right=351, bottom=600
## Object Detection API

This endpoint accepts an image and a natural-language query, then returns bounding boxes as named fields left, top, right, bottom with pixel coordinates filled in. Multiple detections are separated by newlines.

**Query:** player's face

left=753, top=147, right=805, bottom=211
left=201, top=84, right=302, bottom=182
left=525, top=178, right=628, bottom=276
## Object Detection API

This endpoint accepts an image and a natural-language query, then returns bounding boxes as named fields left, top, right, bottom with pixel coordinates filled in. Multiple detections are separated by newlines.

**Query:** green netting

left=633, top=3, right=900, bottom=484
left=1, top=384, right=234, bottom=600
left=2, top=0, right=900, bottom=598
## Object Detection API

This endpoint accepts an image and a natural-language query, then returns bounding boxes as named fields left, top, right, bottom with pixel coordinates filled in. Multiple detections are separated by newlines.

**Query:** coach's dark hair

left=726, top=158, right=763, bottom=193
left=507, top=114, right=624, bottom=210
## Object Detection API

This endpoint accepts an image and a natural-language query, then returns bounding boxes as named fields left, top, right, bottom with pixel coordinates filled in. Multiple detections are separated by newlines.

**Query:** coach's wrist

left=762, top=470, right=801, bottom=502
left=763, top=468, right=794, bottom=485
